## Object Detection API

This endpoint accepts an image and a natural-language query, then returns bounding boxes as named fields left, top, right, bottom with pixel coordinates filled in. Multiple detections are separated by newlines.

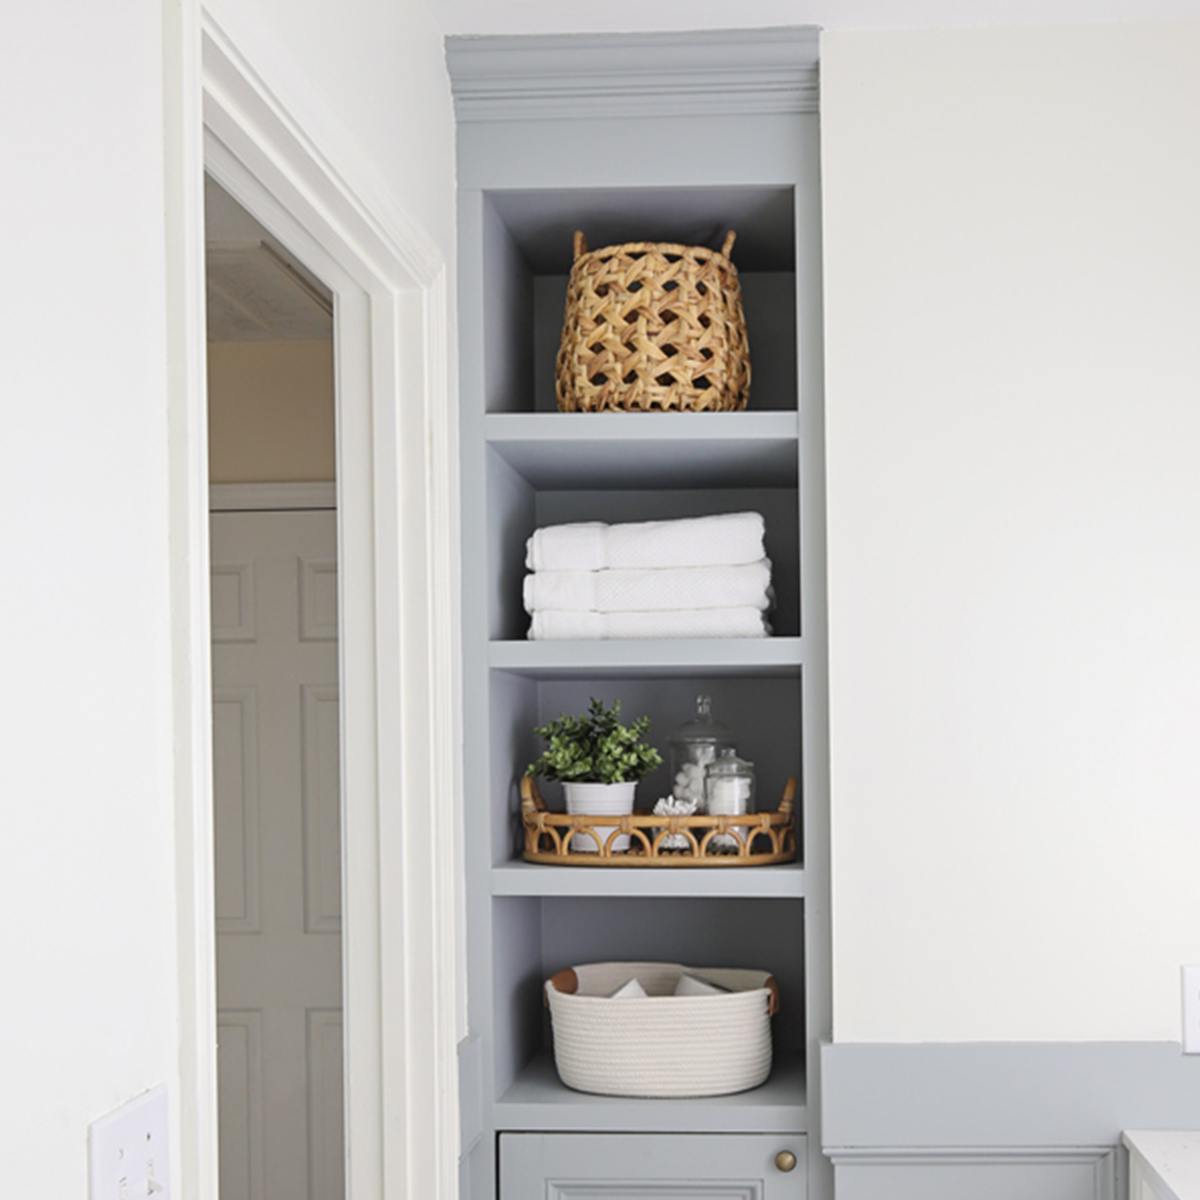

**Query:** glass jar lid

left=705, top=746, right=755, bottom=778
left=668, top=695, right=736, bottom=750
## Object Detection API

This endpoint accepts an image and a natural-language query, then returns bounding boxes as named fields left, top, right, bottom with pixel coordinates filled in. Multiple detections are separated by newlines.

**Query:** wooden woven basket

left=556, top=230, right=751, bottom=413
left=520, top=776, right=796, bottom=866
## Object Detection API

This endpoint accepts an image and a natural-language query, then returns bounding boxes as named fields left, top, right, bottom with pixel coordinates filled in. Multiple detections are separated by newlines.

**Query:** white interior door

left=210, top=507, right=343, bottom=1200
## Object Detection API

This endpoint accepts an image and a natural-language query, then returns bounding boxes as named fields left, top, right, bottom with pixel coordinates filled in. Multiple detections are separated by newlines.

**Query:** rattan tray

left=520, top=776, right=797, bottom=866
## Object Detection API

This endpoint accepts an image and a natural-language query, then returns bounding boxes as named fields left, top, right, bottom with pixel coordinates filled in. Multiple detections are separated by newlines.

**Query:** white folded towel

left=674, top=973, right=731, bottom=997
left=609, top=977, right=649, bottom=999
left=525, top=512, right=766, bottom=572
left=528, top=607, right=771, bottom=640
left=523, top=559, right=773, bottom=615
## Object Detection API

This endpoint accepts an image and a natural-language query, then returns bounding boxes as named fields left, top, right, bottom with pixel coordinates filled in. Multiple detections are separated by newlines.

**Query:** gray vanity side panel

left=819, top=1043, right=1162, bottom=1199
left=821, top=1041, right=1200, bottom=1150
left=834, top=1152, right=1117, bottom=1200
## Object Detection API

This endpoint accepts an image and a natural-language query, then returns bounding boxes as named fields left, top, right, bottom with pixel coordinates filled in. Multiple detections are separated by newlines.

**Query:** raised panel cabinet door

left=500, top=1133, right=807, bottom=1200
left=211, top=508, right=343, bottom=1200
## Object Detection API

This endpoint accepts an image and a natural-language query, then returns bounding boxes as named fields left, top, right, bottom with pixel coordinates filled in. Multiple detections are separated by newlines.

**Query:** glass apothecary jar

left=668, top=695, right=737, bottom=814
left=705, top=748, right=756, bottom=816
left=705, top=748, right=756, bottom=852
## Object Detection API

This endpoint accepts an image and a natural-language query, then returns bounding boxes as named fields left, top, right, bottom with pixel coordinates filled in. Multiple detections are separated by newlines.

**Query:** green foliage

left=527, top=697, right=663, bottom=784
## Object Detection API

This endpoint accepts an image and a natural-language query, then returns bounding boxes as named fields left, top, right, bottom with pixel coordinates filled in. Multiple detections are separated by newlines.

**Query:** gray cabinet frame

left=448, top=28, right=829, bottom=1200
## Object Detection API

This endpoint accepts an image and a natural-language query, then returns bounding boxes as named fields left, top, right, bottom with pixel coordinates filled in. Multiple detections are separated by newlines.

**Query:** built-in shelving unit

left=449, top=27, right=828, bottom=1200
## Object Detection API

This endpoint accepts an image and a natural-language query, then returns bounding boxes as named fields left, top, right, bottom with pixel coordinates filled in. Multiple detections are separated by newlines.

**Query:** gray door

left=500, top=1132, right=806, bottom=1199
left=211, top=507, right=343, bottom=1200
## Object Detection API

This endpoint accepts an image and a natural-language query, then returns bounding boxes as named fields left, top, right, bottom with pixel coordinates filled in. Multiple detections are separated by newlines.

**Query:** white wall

left=822, top=22, right=1200, bottom=1042
left=209, top=0, right=457, bottom=256
left=0, top=0, right=455, bottom=1192
left=0, top=0, right=179, bottom=1191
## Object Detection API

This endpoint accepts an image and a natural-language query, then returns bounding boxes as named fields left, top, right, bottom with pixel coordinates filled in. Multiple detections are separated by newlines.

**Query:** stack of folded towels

left=523, top=511, right=772, bottom=640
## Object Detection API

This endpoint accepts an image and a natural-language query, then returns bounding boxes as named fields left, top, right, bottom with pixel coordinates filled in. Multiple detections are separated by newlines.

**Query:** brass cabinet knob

left=774, top=1150, right=797, bottom=1173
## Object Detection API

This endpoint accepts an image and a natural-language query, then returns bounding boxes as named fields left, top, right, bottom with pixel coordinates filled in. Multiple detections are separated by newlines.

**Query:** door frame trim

left=165, top=5, right=461, bottom=1198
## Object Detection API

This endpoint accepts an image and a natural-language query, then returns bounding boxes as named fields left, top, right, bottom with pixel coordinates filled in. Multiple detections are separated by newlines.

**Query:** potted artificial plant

left=527, top=698, right=662, bottom=852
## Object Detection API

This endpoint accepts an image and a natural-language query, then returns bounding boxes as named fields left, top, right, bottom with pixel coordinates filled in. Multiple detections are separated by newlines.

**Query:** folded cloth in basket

left=523, top=559, right=772, bottom=615
left=528, top=607, right=771, bottom=641
left=525, top=512, right=766, bottom=573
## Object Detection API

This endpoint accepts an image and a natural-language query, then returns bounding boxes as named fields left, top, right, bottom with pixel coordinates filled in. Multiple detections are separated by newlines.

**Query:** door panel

left=212, top=508, right=342, bottom=1200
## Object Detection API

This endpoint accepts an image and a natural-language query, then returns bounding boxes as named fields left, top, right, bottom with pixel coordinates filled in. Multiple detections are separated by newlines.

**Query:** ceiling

left=429, top=0, right=1200, bottom=35
left=205, top=176, right=333, bottom=343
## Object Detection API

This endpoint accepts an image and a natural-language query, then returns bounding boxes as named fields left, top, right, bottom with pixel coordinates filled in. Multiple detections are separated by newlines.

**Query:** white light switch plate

left=1182, top=966, right=1200, bottom=1055
left=88, top=1085, right=170, bottom=1199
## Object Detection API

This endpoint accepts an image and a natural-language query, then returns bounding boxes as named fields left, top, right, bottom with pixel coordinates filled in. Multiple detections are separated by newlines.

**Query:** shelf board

left=495, top=1050, right=808, bottom=1134
left=492, top=861, right=806, bottom=898
left=488, top=637, right=803, bottom=677
left=484, top=411, right=799, bottom=489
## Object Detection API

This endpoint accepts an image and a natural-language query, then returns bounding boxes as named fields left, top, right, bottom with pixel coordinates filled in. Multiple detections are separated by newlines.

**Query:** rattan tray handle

left=572, top=229, right=738, bottom=261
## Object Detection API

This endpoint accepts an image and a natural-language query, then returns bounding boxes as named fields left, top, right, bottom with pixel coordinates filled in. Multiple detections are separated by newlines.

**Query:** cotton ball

left=653, top=795, right=697, bottom=851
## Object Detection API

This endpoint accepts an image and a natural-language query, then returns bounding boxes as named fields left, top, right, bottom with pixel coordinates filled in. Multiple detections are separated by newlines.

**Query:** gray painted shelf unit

left=448, top=28, right=828, bottom=1200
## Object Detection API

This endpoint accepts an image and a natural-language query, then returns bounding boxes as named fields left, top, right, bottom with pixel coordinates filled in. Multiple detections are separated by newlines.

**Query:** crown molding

left=446, top=27, right=820, bottom=121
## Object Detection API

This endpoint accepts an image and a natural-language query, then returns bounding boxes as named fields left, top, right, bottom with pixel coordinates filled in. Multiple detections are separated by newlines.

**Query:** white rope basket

left=544, top=961, right=777, bottom=1098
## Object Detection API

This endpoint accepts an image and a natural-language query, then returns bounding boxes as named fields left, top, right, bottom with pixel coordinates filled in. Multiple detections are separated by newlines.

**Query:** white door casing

left=212, top=507, right=342, bottom=1200
left=164, top=4, right=462, bottom=1197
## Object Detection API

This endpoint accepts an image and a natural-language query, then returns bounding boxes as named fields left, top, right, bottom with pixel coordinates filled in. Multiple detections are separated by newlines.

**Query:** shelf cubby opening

left=487, top=454, right=801, bottom=643
left=488, top=669, right=803, bottom=872
left=480, top=185, right=798, bottom=415
left=490, top=895, right=807, bottom=1115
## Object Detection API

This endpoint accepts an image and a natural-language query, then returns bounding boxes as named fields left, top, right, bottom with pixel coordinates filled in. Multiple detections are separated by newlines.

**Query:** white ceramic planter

left=563, top=781, right=637, bottom=853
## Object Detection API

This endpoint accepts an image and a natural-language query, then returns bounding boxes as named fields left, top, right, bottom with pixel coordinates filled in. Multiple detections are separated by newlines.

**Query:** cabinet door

left=501, top=1132, right=806, bottom=1200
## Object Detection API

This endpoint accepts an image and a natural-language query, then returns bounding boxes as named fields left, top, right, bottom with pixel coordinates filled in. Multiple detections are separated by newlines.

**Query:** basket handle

left=574, top=229, right=734, bottom=258
left=544, top=967, right=579, bottom=1006
left=765, top=974, right=780, bottom=1016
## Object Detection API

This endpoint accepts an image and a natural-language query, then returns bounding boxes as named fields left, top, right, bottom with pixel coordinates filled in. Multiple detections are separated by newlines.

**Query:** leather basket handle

left=544, top=967, right=579, bottom=1006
